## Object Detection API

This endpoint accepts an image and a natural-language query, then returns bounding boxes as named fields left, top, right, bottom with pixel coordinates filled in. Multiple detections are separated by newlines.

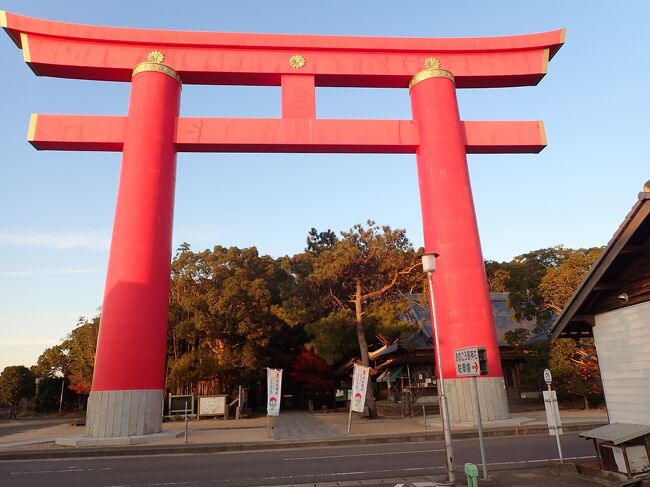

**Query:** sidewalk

left=0, top=407, right=607, bottom=453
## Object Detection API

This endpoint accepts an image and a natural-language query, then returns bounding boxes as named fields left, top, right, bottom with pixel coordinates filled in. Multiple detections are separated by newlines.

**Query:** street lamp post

left=58, top=370, right=65, bottom=416
left=422, top=253, right=455, bottom=485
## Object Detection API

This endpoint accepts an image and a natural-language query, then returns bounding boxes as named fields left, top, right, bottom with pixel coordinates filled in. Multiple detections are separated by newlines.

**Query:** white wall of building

left=594, top=301, right=650, bottom=425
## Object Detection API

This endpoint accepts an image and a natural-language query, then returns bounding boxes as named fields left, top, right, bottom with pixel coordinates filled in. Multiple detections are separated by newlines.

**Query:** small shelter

left=580, top=423, right=650, bottom=477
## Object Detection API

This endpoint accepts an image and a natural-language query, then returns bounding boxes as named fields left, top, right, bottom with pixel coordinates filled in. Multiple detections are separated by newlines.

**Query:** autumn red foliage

left=289, top=348, right=335, bottom=394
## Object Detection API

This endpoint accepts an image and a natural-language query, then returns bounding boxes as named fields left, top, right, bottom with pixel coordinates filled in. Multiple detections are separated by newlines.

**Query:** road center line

left=486, top=455, right=596, bottom=466
left=10, top=466, right=111, bottom=476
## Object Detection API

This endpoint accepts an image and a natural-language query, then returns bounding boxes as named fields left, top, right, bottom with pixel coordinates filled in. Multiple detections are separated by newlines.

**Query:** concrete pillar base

left=445, top=377, right=510, bottom=422
left=86, top=389, right=164, bottom=438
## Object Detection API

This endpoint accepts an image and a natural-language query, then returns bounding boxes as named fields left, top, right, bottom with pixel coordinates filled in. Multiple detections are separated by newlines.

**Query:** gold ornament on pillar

left=409, top=56, right=454, bottom=90
left=132, top=50, right=182, bottom=85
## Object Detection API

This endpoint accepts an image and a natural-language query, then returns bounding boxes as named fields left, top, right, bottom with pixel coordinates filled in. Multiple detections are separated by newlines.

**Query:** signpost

left=543, top=368, right=564, bottom=462
left=455, top=346, right=488, bottom=480
left=544, top=368, right=552, bottom=385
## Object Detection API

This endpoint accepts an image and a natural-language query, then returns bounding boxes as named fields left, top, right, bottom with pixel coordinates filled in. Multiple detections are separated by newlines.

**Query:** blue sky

left=1, top=1, right=648, bottom=371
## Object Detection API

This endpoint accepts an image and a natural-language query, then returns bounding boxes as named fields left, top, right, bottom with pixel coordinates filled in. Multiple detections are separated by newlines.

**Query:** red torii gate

left=2, top=10, right=564, bottom=438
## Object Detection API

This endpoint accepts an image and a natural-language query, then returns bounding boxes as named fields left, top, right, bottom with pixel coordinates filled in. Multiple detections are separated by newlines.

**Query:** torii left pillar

left=86, top=60, right=181, bottom=437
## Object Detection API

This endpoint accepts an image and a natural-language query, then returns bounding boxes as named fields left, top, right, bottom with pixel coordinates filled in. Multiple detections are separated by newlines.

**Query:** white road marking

left=106, top=467, right=437, bottom=486
left=10, top=466, right=111, bottom=475
left=284, top=448, right=446, bottom=461
left=486, top=455, right=595, bottom=466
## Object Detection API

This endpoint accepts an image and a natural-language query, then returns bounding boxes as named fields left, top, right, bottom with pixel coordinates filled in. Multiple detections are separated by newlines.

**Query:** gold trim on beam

left=132, top=62, right=182, bottom=85
left=20, top=32, right=31, bottom=63
left=539, top=120, right=547, bottom=147
left=408, top=68, right=454, bottom=90
left=27, top=113, right=38, bottom=143
left=560, top=28, right=567, bottom=44
left=0, top=10, right=8, bottom=29
left=542, top=48, right=549, bottom=74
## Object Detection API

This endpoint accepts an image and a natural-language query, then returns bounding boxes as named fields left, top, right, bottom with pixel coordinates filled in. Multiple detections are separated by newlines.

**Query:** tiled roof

left=395, top=292, right=538, bottom=352
left=490, top=292, right=539, bottom=345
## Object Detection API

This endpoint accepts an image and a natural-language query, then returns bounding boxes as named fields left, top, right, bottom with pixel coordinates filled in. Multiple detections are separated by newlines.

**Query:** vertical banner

left=350, top=363, right=370, bottom=413
left=267, top=368, right=283, bottom=417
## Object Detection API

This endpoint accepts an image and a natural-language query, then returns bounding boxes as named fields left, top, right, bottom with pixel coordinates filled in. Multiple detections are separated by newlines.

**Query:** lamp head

left=421, top=252, right=439, bottom=273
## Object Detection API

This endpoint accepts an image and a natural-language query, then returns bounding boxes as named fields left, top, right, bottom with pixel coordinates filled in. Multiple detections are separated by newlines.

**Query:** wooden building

left=371, top=292, right=539, bottom=403
left=552, top=188, right=650, bottom=426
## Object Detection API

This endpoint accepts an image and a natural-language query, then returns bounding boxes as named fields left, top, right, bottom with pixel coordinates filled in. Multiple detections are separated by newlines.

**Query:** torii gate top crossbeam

left=1, top=10, right=563, bottom=88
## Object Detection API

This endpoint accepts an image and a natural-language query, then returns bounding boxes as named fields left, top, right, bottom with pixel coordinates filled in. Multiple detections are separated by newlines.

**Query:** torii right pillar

left=410, top=65, right=509, bottom=421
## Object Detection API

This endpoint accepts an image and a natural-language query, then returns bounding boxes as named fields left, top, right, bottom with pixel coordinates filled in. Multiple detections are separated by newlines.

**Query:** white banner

left=350, top=363, right=370, bottom=413
left=267, top=368, right=283, bottom=417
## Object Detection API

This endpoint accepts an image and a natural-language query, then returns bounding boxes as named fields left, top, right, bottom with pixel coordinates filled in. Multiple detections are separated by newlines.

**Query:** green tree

left=539, top=247, right=602, bottom=314
left=485, top=260, right=510, bottom=292
left=306, top=221, right=421, bottom=418
left=168, top=244, right=296, bottom=396
left=33, top=344, right=69, bottom=413
left=0, top=366, right=36, bottom=418
left=33, top=316, right=99, bottom=406
left=305, top=310, right=359, bottom=364
left=505, top=246, right=571, bottom=322
left=63, top=316, right=99, bottom=395
left=518, top=340, right=551, bottom=391
left=503, top=327, right=532, bottom=349
left=549, top=338, right=602, bottom=409
left=306, top=228, right=338, bottom=255
left=33, top=344, right=67, bottom=379
left=34, top=377, right=76, bottom=413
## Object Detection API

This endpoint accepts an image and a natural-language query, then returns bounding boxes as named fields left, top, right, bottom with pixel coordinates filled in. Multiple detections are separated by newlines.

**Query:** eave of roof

left=552, top=191, right=650, bottom=340
left=580, top=422, right=650, bottom=445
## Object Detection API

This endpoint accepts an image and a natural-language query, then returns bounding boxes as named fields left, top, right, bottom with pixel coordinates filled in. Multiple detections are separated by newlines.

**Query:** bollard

left=184, top=402, right=189, bottom=445
left=464, top=463, right=479, bottom=487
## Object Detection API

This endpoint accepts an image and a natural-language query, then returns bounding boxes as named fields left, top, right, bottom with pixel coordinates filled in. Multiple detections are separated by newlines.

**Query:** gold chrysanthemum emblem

left=147, top=50, right=165, bottom=64
left=424, top=57, right=441, bottom=70
left=289, top=54, right=306, bottom=69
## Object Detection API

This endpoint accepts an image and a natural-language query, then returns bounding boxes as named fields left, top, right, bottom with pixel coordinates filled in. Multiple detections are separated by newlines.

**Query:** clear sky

left=0, top=1, right=648, bottom=371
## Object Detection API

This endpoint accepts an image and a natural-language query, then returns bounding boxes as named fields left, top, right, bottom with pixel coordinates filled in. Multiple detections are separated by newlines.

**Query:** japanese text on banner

left=350, top=363, right=370, bottom=413
left=267, top=368, right=283, bottom=416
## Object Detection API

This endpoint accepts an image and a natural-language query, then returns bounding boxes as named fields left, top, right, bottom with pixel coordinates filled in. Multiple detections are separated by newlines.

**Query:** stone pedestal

left=86, top=389, right=164, bottom=437
left=445, top=377, right=510, bottom=422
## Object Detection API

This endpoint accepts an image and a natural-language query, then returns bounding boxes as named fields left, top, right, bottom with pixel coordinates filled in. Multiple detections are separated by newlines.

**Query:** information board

left=169, top=394, right=194, bottom=415
left=198, top=395, right=227, bottom=418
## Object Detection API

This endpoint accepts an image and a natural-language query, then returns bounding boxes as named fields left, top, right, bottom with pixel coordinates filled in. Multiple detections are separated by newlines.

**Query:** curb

left=0, top=422, right=606, bottom=461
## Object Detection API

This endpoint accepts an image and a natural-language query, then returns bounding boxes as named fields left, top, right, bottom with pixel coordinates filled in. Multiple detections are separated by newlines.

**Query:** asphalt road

left=0, top=433, right=595, bottom=487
